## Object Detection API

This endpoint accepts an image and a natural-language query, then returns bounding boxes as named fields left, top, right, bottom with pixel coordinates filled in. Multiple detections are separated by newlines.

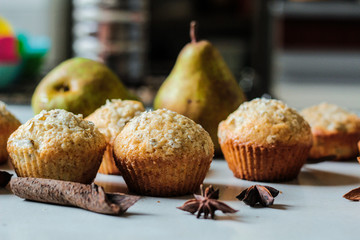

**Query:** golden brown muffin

left=86, top=99, right=145, bottom=175
left=0, top=101, right=21, bottom=164
left=358, top=142, right=360, bottom=164
left=218, top=98, right=312, bottom=182
left=7, top=109, right=106, bottom=183
left=301, top=103, right=360, bottom=160
left=113, top=109, right=214, bottom=197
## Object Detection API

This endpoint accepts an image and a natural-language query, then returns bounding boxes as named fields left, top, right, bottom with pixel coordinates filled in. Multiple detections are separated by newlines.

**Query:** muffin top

left=86, top=99, right=145, bottom=143
left=301, top=103, right=360, bottom=134
left=8, top=109, right=106, bottom=153
left=218, top=98, right=312, bottom=145
left=0, top=101, right=21, bottom=127
left=114, top=109, right=214, bottom=158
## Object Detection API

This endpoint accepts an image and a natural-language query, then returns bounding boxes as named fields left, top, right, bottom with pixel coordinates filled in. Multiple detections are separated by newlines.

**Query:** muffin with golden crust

left=86, top=99, right=145, bottom=175
left=218, top=98, right=312, bottom=182
left=7, top=109, right=106, bottom=183
left=301, top=103, right=360, bottom=160
left=113, top=109, right=214, bottom=197
left=358, top=142, right=360, bottom=164
left=0, top=101, right=21, bottom=164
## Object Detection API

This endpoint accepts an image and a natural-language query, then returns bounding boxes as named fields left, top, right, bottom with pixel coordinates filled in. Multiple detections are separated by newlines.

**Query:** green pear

left=154, top=22, right=246, bottom=153
left=32, top=57, right=138, bottom=117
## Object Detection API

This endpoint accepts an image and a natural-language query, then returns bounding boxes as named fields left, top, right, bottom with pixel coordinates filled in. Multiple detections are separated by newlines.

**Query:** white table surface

left=1, top=105, right=360, bottom=240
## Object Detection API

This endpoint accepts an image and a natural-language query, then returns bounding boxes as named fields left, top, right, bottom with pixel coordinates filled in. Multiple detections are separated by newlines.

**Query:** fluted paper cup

left=220, top=140, right=311, bottom=182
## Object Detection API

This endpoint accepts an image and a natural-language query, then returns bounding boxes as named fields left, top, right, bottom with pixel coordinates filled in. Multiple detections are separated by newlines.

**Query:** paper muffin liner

left=310, top=132, right=360, bottom=161
left=114, top=154, right=212, bottom=197
left=8, top=145, right=104, bottom=184
left=98, top=145, right=121, bottom=175
left=220, top=140, right=311, bottom=182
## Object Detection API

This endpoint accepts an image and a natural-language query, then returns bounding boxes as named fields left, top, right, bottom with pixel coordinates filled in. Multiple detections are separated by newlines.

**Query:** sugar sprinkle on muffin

left=7, top=109, right=106, bottom=183
left=301, top=102, right=360, bottom=160
left=86, top=99, right=145, bottom=175
left=218, top=98, right=312, bottom=182
left=113, top=109, right=214, bottom=196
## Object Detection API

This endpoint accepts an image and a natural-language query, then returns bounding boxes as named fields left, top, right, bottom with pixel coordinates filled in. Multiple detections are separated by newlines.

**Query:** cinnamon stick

left=343, top=187, right=360, bottom=201
left=10, top=177, right=140, bottom=215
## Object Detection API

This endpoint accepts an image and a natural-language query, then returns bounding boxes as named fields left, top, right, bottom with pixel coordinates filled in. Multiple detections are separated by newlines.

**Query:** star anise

left=0, top=170, right=12, bottom=188
left=177, top=185, right=237, bottom=219
left=343, top=187, right=360, bottom=201
left=236, top=185, right=280, bottom=207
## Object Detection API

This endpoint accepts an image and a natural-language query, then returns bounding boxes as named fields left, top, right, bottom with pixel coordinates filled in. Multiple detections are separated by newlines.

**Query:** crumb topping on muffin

left=86, top=99, right=145, bottom=143
left=301, top=103, right=360, bottom=133
left=218, top=98, right=312, bottom=145
left=8, top=109, right=105, bottom=152
left=115, top=109, right=214, bottom=157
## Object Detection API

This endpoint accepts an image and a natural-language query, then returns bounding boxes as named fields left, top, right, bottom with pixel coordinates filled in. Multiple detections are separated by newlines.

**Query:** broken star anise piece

left=0, top=170, right=13, bottom=188
left=177, top=184, right=237, bottom=219
left=343, top=187, right=360, bottom=201
left=236, top=185, right=280, bottom=207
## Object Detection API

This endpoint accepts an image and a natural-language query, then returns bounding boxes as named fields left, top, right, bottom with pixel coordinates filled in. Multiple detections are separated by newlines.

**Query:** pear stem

left=190, top=21, right=197, bottom=43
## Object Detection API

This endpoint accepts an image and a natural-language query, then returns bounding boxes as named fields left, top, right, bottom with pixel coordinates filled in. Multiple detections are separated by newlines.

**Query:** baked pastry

left=7, top=109, right=106, bottom=183
left=0, top=101, right=21, bottom=164
left=113, top=109, right=214, bottom=196
left=301, top=103, right=360, bottom=160
left=357, top=142, right=360, bottom=164
left=86, top=99, right=145, bottom=175
left=218, top=98, right=312, bottom=182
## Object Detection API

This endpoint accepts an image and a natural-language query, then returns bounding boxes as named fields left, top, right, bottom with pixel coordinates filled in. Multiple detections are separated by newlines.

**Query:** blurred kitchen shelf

left=272, top=50, right=360, bottom=110
left=272, top=81, right=360, bottom=111
left=276, top=50, right=360, bottom=83
left=275, top=1, right=360, bottom=19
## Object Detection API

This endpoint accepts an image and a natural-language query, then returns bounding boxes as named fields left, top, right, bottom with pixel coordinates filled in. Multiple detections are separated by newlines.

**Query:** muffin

left=301, top=103, right=360, bottom=160
left=113, top=109, right=214, bottom=197
left=218, top=98, right=312, bottom=182
left=358, top=142, right=360, bottom=164
left=0, top=101, right=21, bottom=164
left=7, top=109, right=106, bottom=183
left=86, top=99, right=145, bottom=175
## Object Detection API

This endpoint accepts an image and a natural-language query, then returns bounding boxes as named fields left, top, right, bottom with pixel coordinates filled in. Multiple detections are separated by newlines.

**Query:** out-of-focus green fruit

left=154, top=22, right=246, bottom=153
left=32, top=57, right=138, bottom=117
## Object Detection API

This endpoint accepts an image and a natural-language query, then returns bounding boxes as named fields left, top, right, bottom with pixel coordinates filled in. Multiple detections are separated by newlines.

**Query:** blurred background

left=0, top=0, right=359, bottom=109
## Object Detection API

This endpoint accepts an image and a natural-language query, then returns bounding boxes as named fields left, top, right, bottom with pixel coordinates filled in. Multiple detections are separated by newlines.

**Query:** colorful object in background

left=0, top=36, right=19, bottom=63
left=0, top=17, right=14, bottom=36
left=0, top=17, right=20, bottom=88
left=17, top=33, right=50, bottom=79
left=0, top=16, right=50, bottom=88
left=0, top=16, right=18, bottom=63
